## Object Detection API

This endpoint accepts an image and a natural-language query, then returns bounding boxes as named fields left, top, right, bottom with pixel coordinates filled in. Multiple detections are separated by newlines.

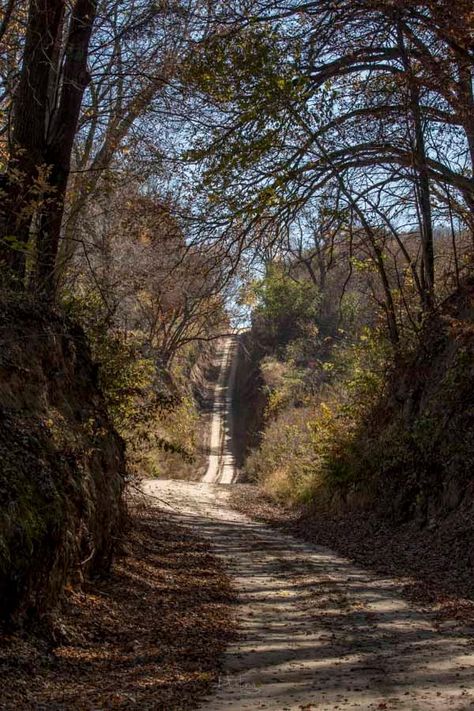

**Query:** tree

left=179, top=0, right=474, bottom=336
left=0, top=0, right=217, bottom=298
left=0, top=0, right=97, bottom=296
left=68, top=184, right=230, bottom=366
left=59, top=0, right=207, bottom=277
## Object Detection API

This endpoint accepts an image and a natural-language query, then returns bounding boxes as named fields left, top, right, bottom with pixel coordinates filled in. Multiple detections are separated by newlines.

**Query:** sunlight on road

left=202, top=336, right=239, bottom=485
left=143, top=478, right=474, bottom=711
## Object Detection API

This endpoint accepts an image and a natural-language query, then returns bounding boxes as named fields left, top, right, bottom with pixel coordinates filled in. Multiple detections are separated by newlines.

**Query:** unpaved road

left=144, top=480, right=474, bottom=711
left=143, top=335, right=474, bottom=710
left=202, top=335, right=239, bottom=484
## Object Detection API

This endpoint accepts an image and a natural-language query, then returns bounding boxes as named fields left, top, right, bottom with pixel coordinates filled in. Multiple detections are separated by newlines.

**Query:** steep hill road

left=202, top=335, right=239, bottom=485
left=144, top=335, right=474, bottom=710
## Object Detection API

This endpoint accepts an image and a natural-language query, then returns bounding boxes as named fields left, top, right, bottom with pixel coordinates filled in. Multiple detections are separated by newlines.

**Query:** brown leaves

left=0, top=505, right=236, bottom=710
left=231, top=484, right=474, bottom=628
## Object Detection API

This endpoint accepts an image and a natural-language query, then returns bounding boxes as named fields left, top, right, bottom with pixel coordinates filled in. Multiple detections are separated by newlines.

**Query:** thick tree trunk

left=0, top=0, right=96, bottom=297
left=411, top=88, right=435, bottom=309
left=397, top=22, right=435, bottom=310
left=0, top=0, right=65, bottom=284
left=457, top=61, right=474, bottom=238
left=33, top=0, right=97, bottom=297
left=33, top=163, right=69, bottom=294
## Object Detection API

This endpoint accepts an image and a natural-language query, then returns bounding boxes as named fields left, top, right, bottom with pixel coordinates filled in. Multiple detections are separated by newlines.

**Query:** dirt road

left=144, top=479, right=474, bottom=711
left=202, top=335, right=239, bottom=485
left=143, top=334, right=474, bottom=710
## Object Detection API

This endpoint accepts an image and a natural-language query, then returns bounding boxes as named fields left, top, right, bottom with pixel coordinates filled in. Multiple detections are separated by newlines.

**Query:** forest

left=0, top=1, right=473, bottom=709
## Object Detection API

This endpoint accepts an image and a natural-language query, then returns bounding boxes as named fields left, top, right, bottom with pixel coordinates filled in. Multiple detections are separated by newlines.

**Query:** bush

left=63, top=290, right=205, bottom=480
left=245, top=326, right=391, bottom=504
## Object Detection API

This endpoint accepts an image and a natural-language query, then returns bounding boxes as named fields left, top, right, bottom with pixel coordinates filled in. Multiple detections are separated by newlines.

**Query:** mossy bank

left=0, top=296, right=125, bottom=625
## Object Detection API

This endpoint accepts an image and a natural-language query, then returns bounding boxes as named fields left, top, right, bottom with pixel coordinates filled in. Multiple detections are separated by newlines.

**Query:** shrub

left=63, top=290, right=204, bottom=480
left=245, top=326, right=392, bottom=504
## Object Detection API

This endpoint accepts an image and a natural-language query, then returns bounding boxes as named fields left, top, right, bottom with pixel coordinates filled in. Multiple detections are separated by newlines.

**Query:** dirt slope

left=0, top=501, right=235, bottom=710
left=0, top=298, right=125, bottom=623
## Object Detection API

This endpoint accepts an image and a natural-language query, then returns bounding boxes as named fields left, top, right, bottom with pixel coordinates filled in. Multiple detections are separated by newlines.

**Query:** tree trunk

left=33, top=0, right=97, bottom=298
left=397, top=21, right=435, bottom=310
left=411, top=85, right=435, bottom=308
left=0, top=0, right=65, bottom=284
left=33, top=162, right=69, bottom=294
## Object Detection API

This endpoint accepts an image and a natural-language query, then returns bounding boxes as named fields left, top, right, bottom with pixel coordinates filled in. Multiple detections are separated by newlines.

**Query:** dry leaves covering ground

left=0, top=502, right=235, bottom=711
left=146, top=478, right=474, bottom=711
left=230, top=485, right=474, bottom=628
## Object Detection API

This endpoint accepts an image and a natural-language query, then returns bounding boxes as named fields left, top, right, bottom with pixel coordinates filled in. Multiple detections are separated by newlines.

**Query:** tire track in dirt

left=145, top=330, right=474, bottom=710
left=202, top=335, right=239, bottom=485
left=144, top=479, right=474, bottom=711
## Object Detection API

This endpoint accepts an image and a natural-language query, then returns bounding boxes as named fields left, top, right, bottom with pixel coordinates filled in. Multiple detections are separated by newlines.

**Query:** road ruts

left=202, top=335, right=239, bottom=485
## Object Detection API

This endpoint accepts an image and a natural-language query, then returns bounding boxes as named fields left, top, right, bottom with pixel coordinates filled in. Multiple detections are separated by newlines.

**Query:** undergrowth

left=64, top=291, right=205, bottom=480
left=245, top=267, right=474, bottom=521
left=246, top=326, right=392, bottom=504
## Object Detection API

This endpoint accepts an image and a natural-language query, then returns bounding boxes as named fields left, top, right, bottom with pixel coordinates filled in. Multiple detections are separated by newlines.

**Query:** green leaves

left=253, top=263, right=321, bottom=348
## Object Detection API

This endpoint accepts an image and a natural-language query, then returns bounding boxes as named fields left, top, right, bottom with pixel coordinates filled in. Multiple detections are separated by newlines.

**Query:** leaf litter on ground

left=0, top=500, right=236, bottom=710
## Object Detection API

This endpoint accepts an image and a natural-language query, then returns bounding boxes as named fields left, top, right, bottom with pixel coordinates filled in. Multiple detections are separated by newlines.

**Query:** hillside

left=0, top=297, right=125, bottom=624
left=232, top=278, right=474, bottom=614
left=353, top=278, right=474, bottom=523
left=1, top=0, right=474, bottom=707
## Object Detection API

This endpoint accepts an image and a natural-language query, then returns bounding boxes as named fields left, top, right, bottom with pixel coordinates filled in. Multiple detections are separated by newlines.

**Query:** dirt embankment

left=232, top=332, right=267, bottom=473
left=322, top=278, right=474, bottom=552
left=0, top=500, right=235, bottom=711
left=0, top=305, right=235, bottom=709
left=0, top=297, right=125, bottom=625
left=372, top=278, right=474, bottom=523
